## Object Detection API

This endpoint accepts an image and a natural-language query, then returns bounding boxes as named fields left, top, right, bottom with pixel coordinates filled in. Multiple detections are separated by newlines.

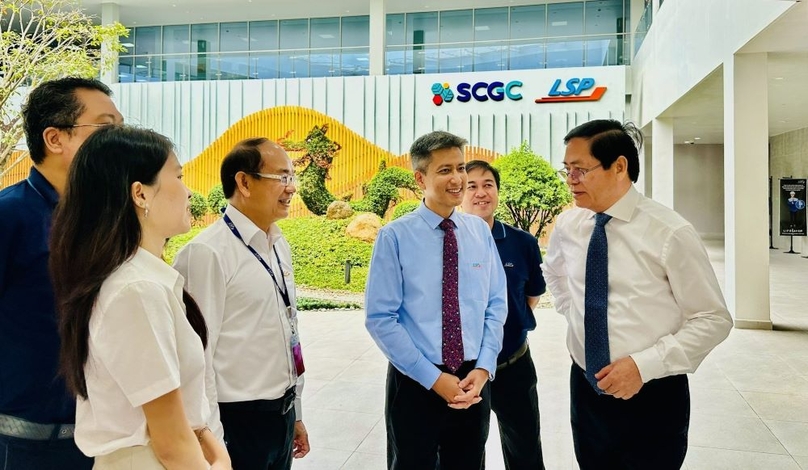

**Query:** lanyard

left=223, top=214, right=291, bottom=310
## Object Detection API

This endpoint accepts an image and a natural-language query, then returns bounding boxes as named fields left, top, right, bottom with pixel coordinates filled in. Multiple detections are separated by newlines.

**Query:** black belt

left=497, top=341, right=529, bottom=371
left=219, top=387, right=296, bottom=415
left=0, top=413, right=75, bottom=440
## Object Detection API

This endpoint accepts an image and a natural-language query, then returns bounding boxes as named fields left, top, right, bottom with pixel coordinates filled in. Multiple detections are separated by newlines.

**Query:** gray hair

left=409, top=131, right=468, bottom=172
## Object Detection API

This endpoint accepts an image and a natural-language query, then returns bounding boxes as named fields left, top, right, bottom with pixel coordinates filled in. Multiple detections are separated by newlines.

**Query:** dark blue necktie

left=585, top=213, right=612, bottom=393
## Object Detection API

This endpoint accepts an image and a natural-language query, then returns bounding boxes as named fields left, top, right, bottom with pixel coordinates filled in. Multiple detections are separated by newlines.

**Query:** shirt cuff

left=410, top=359, right=442, bottom=390
left=294, top=396, right=302, bottom=420
left=630, top=347, right=666, bottom=383
left=475, top=350, right=498, bottom=382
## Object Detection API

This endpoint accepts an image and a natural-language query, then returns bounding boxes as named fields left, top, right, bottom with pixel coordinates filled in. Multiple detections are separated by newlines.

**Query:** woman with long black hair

left=50, top=125, right=231, bottom=469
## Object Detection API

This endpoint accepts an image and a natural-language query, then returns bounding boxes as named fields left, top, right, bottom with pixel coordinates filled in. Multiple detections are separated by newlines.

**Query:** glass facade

left=119, top=0, right=629, bottom=83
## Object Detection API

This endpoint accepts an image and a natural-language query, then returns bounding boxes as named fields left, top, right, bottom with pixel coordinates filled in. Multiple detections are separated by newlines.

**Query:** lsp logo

left=431, top=81, right=523, bottom=106
left=535, top=78, right=607, bottom=103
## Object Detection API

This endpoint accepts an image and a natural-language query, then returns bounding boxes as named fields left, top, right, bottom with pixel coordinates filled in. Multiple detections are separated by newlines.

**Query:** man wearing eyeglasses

left=174, top=138, right=310, bottom=470
left=542, top=120, right=732, bottom=469
left=0, top=78, right=123, bottom=469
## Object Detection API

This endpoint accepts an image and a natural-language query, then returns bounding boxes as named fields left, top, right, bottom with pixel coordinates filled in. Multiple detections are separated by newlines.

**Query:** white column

left=651, top=118, right=674, bottom=208
left=101, top=2, right=120, bottom=85
left=723, top=53, right=772, bottom=330
left=369, top=0, right=386, bottom=76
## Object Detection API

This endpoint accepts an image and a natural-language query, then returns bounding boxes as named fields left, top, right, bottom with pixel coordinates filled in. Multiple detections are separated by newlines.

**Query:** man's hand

left=431, top=372, right=465, bottom=404
left=595, top=356, right=644, bottom=399
left=449, top=368, right=489, bottom=409
left=292, top=421, right=310, bottom=459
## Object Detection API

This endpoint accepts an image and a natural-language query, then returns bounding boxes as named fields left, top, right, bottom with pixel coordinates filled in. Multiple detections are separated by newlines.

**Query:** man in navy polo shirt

left=0, top=78, right=123, bottom=469
left=461, top=159, right=546, bottom=469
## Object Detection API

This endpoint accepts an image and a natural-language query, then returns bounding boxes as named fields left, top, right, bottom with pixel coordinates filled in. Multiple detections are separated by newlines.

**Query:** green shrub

left=189, top=191, right=208, bottom=221
left=392, top=200, right=420, bottom=220
left=277, top=216, right=373, bottom=293
left=207, top=184, right=227, bottom=216
left=296, top=297, right=361, bottom=311
left=164, top=227, right=205, bottom=265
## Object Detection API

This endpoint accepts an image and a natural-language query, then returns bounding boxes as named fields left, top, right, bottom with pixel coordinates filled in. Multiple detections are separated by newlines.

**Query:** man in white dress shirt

left=173, top=137, right=310, bottom=470
left=542, top=120, right=733, bottom=470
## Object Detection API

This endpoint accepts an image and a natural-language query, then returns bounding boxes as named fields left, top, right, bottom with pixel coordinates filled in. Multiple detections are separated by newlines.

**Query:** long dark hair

left=51, top=125, right=207, bottom=399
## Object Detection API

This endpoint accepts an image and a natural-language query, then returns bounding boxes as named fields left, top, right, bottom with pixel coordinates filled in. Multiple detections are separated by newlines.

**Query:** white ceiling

left=657, top=1, right=808, bottom=145
left=77, top=0, right=580, bottom=25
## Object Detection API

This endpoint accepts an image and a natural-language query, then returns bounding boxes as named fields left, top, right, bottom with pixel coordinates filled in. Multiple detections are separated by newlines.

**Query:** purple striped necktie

left=439, top=218, right=463, bottom=373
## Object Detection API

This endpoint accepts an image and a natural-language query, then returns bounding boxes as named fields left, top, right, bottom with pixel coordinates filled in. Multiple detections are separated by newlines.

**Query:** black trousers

left=570, top=363, right=690, bottom=470
left=385, top=361, right=491, bottom=470
left=219, top=395, right=296, bottom=470
left=0, top=434, right=92, bottom=470
left=490, top=346, right=545, bottom=470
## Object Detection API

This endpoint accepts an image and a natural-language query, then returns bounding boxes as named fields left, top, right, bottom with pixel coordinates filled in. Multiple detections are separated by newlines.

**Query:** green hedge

left=297, top=297, right=361, bottom=311
left=164, top=217, right=372, bottom=293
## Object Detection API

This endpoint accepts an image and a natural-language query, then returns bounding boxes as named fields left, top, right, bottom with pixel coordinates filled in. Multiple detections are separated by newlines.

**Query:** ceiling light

left=319, top=34, right=335, bottom=39
left=774, top=77, right=784, bottom=80
left=694, top=137, right=701, bottom=140
left=121, top=42, right=134, bottom=47
left=551, top=21, right=568, bottom=26
left=475, top=26, right=490, bottom=31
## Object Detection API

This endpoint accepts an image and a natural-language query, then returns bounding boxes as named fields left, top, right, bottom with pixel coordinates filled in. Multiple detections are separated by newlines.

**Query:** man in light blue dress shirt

left=365, top=131, right=508, bottom=470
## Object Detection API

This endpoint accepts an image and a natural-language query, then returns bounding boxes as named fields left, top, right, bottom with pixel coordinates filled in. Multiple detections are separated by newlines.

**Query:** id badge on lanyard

left=224, top=214, right=305, bottom=376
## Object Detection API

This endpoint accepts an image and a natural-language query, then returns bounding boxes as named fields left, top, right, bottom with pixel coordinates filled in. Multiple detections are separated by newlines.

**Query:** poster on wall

left=780, top=178, right=807, bottom=237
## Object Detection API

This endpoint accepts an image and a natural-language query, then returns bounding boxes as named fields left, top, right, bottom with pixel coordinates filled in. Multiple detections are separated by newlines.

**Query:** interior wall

left=674, top=143, right=725, bottom=239
left=770, top=127, right=808, bottom=250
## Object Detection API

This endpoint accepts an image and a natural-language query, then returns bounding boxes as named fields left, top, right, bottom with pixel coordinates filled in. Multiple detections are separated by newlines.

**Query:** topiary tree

left=189, top=191, right=208, bottom=222
left=279, top=125, right=419, bottom=217
left=207, top=184, right=227, bottom=215
left=392, top=200, right=420, bottom=220
left=493, top=142, right=572, bottom=238
left=351, top=162, right=420, bottom=218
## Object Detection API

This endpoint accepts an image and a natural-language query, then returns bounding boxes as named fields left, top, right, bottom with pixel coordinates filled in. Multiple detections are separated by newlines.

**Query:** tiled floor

left=292, top=243, right=808, bottom=470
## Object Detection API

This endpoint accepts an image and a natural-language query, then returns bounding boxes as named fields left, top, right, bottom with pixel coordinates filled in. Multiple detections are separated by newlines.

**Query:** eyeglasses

left=60, top=123, right=116, bottom=130
left=557, top=163, right=603, bottom=181
left=250, top=172, right=297, bottom=186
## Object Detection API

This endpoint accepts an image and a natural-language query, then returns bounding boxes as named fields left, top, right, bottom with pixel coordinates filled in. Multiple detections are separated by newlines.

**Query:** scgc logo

left=431, top=81, right=523, bottom=106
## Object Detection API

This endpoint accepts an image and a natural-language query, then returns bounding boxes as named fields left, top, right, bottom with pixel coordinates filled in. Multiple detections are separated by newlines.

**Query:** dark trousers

left=490, top=346, right=545, bottom=470
left=386, top=361, right=491, bottom=470
left=0, top=434, right=92, bottom=470
left=570, top=363, right=690, bottom=470
left=219, top=396, right=296, bottom=470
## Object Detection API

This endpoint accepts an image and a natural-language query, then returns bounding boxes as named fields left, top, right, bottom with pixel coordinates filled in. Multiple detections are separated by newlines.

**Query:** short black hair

left=409, top=131, right=468, bottom=172
left=563, top=119, right=643, bottom=183
left=220, top=137, right=269, bottom=199
left=465, top=160, right=500, bottom=189
left=22, top=77, right=113, bottom=165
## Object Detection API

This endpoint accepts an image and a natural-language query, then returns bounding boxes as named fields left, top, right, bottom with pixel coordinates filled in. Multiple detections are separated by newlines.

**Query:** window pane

left=546, top=39, right=584, bottom=68
left=509, top=41, right=545, bottom=70
left=510, top=5, right=545, bottom=40
left=118, top=56, right=134, bottom=83
left=386, top=14, right=405, bottom=46
left=279, top=50, right=309, bottom=78
left=474, top=8, right=508, bottom=42
left=341, top=47, right=369, bottom=76
left=280, top=19, right=309, bottom=50
left=250, top=21, right=278, bottom=51
left=163, top=25, right=189, bottom=54
left=585, top=37, right=618, bottom=66
left=310, top=17, right=339, bottom=49
left=249, top=52, right=279, bottom=79
left=585, top=0, right=623, bottom=35
left=410, top=45, right=438, bottom=74
left=221, top=22, right=248, bottom=52
left=309, top=49, right=339, bottom=77
left=406, top=12, right=438, bottom=45
left=219, top=54, right=249, bottom=79
left=163, top=55, right=191, bottom=81
left=439, top=43, right=473, bottom=73
left=191, top=23, right=218, bottom=53
left=342, top=16, right=369, bottom=47
left=440, top=10, right=472, bottom=44
left=134, top=56, right=161, bottom=82
left=134, top=26, right=161, bottom=55
left=385, top=47, right=406, bottom=74
left=474, top=43, right=507, bottom=71
left=547, top=2, right=583, bottom=38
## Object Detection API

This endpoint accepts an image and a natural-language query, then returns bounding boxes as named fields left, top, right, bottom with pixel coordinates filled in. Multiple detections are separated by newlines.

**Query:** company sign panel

left=430, top=76, right=607, bottom=106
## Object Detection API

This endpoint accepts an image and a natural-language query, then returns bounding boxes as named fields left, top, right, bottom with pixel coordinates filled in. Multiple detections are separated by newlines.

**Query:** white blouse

left=75, top=248, right=210, bottom=457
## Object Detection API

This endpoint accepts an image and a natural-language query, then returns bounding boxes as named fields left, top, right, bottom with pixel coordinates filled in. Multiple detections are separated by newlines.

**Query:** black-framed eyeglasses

left=250, top=172, right=297, bottom=186
left=557, top=163, right=603, bottom=181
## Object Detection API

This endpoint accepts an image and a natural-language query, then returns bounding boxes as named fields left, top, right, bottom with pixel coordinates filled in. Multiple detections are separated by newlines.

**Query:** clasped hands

left=593, top=356, right=644, bottom=400
left=431, top=368, right=489, bottom=409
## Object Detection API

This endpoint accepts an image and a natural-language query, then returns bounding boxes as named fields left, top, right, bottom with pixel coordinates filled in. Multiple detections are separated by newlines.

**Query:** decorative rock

left=346, top=213, right=383, bottom=243
left=326, top=200, right=354, bottom=220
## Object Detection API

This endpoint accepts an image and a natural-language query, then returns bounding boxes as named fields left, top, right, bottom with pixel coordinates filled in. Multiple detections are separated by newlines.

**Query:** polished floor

left=292, top=242, right=808, bottom=470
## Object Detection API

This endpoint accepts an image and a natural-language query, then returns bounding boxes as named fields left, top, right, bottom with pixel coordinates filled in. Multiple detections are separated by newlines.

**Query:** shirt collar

left=416, top=199, right=462, bottom=229
left=492, top=220, right=507, bottom=240
left=585, top=185, right=640, bottom=223
left=224, top=204, right=282, bottom=247
left=130, top=247, right=183, bottom=292
left=27, top=167, right=59, bottom=207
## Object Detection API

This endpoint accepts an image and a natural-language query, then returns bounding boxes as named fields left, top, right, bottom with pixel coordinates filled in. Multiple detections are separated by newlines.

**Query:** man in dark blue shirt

left=0, top=78, right=123, bottom=469
left=462, top=160, right=546, bottom=470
